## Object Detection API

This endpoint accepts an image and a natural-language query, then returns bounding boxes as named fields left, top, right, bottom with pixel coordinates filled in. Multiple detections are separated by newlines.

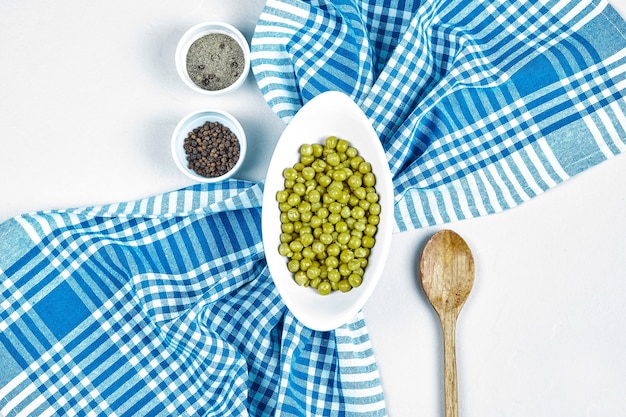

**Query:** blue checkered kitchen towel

left=2, top=0, right=625, bottom=416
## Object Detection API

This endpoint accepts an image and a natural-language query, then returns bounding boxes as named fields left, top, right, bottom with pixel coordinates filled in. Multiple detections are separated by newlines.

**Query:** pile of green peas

left=276, top=136, right=381, bottom=296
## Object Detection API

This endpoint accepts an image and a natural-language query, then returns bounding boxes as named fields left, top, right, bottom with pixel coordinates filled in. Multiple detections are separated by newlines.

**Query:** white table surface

left=1, top=1, right=625, bottom=416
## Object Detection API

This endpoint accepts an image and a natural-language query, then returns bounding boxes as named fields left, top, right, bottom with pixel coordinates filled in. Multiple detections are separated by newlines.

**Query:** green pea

left=302, top=166, right=315, bottom=180
left=328, top=202, right=342, bottom=213
left=312, top=159, right=326, bottom=172
left=348, top=236, right=361, bottom=250
left=350, top=156, right=364, bottom=170
left=336, top=139, right=349, bottom=153
left=332, top=169, right=347, bottom=182
left=319, top=233, right=333, bottom=245
left=307, top=267, right=321, bottom=279
left=283, top=167, right=298, bottom=180
left=289, top=240, right=303, bottom=253
left=311, top=144, right=322, bottom=157
left=288, top=259, right=300, bottom=273
left=312, top=241, right=325, bottom=254
left=294, top=271, right=309, bottom=286
left=337, top=192, right=350, bottom=205
left=347, top=174, right=362, bottom=188
left=278, top=243, right=292, bottom=257
left=362, top=236, right=375, bottom=249
left=366, top=192, right=379, bottom=203
left=302, top=213, right=313, bottom=225
left=327, top=243, right=341, bottom=257
left=339, top=263, right=351, bottom=277
left=287, top=208, right=300, bottom=221
left=318, top=174, right=332, bottom=187
left=287, top=193, right=300, bottom=207
left=293, top=182, right=306, bottom=196
left=307, top=189, right=321, bottom=204
left=325, top=256, right=339, bottom=269
left=302, top=247, right=316, bottom=259
left=300, top=258, right=312, bottom=271
left=326, top=152, right=340, bottom=167
left=318, top=280, right=332, bottom=296
left=363, top=172, right=376, bottom=187
left=300, top=233, right=314, bottom=247
left=369, top=202, right=381, bottom=215
left=307, top=217, right=320, bottom=230
left=338, top=279, right=352, bottom=292
left=337, top=232, right=351, bottom=245
left=364, top=224, right=377, bottom=237
left=328, top=187, right=342, bottom=201
left=358, top=162, right=371, bottom=174
left=351, top=206, right=365, bottom=219
left=276, top=190, right=289, bottom=203
left=335, top=221, right=348, bottom=233
left=298, top=201, right=311, bottom=214
left=353, top=220, right=366, bottom=232
left=281, top=222, right=294, bottom=234
left=328, top=269, right=341, bottom=282
left=340, top=249, right=354, bottom=263
left=348, top=274, right=362, bottom=288
left=348, top=259, right=361, bottom=271
left=328, top=213, right=341, bottom=224
left=300, top=144, right=313, bottom=156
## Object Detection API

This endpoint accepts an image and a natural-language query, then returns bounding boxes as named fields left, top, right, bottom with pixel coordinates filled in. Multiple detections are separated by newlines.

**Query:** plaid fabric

left=2, top=1, right=626, bottom=416
left=251, top=0, right=626, bottom=231
left=0, top=182, right=385, bottom=416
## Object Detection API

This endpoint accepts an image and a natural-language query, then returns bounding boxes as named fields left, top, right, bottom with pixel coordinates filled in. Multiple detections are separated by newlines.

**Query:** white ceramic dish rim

left=171, top=108, right=247, bottom=183
left=262, top=91, right=394, bottom=331
left=175, top=21, right=251, bottom=95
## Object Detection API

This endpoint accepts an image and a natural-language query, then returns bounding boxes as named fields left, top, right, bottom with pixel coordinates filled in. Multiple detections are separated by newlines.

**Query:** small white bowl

left=262, top=91, right=394, bottom=331
left=175, top=21, right=250, bottom=95
left=171, top=108, right=247, bottom=182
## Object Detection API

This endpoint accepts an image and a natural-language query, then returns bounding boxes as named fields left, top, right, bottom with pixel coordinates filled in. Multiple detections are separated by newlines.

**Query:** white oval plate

left=262, top=91, right=394, bottom=331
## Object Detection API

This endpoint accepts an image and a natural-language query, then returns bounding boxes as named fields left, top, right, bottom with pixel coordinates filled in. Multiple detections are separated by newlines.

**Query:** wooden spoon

left=420, top=229, right=475, bottom=417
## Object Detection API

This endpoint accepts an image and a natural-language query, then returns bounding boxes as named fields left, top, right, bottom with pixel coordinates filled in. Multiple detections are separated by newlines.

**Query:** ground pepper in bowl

left=183, top=121, right=240, bottom=178
left=186, top=33, right=245, bottom=91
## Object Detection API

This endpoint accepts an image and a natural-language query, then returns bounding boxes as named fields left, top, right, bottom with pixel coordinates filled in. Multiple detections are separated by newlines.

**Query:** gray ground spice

left=186, top=33, right=245, bottom=91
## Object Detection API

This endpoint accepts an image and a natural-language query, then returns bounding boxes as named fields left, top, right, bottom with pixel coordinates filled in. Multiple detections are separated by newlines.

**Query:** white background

left=1, top=1, right=625, bottom=416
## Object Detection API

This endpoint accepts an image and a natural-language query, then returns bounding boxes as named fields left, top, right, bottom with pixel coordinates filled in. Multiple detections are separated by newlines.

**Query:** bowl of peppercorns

left=171, top=108, right=246, bottom=182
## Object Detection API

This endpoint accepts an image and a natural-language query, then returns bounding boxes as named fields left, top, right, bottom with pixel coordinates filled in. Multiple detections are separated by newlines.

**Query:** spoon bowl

left=419, top=229, right=474, bottom=417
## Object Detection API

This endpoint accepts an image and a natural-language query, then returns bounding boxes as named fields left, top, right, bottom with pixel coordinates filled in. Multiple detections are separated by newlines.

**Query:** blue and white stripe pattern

left=2, top=1, right=626, bottom=415
left=251, top=0, right=626, bottom=231
left=0, top=182, right=385, bottom=416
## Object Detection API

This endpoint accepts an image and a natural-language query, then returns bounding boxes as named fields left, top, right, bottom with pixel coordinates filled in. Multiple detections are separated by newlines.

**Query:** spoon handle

left=441, top=312, right=458, bottom=417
